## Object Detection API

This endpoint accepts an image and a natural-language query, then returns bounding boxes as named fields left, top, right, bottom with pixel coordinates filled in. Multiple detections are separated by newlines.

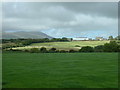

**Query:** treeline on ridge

left=2, top=37, right=69, bottom=49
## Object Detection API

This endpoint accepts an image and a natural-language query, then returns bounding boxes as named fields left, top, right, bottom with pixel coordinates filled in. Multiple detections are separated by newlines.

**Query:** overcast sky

left=2, top=2, right=118, bottom=38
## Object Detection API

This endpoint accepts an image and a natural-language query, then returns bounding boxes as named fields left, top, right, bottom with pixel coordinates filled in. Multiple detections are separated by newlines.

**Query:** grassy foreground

left=3, top=52, right=118, bottom=88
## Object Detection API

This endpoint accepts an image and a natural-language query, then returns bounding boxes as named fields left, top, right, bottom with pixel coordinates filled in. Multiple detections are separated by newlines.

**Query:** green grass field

left=3, top=52, right=118, bottom=88
left=12, top=40, right=110, bottom=51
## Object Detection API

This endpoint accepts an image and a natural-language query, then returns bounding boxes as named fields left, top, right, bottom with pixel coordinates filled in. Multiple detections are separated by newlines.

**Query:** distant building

left=66, top=38, right=72, bottom=41
left=73, top=37, right=89, bottom=41
left=95, top=37, right=104, bottom=40
left=89, top=38, right=93, bottom=41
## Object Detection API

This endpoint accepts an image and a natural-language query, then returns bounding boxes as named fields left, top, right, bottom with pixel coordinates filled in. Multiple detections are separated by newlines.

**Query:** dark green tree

left=103, top=41, right=119, bottom=52
left=40, top=47, right=47, bottom=53
left=94, top=45, right=104, bottom=52
left=108, top=36, right=114, bottom=40
left=30, top=48, right=39, bottom=53
left=61, top=37, right=68, bottom=42
left=49, top=48, right=56, bottom=53
left=69, top=49, right=76, bottom=53
left=79, top=46, right=94, bottom=52
left=59, top=50, right=67, bottom=53
left=115, top=35, right=120, bottom=40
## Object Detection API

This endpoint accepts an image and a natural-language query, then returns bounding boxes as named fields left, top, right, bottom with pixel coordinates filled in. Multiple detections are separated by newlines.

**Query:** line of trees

left=2, top=37, right=69, bottom=44
left=2, top=37, right=69, bottom=49
left=108, top=35, right=120, bottom=40
left=2, top=35, right=120, bottom=44
left=79, top=41, right=120, bottom=52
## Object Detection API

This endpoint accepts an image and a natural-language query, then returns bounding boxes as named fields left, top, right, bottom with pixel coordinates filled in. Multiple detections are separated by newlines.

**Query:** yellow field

left=12, top=40, right=110, bottom=51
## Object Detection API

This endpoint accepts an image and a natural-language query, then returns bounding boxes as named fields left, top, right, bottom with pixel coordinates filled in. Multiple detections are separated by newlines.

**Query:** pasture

left=3, top=52, right=118, bottom=88
left=12, top=40, right=109, bottom=51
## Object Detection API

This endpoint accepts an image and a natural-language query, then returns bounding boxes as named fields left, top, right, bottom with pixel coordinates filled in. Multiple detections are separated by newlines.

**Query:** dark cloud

left=2, top=2, right=118, bottom=38
left=58, top=2, right=118, bottom=18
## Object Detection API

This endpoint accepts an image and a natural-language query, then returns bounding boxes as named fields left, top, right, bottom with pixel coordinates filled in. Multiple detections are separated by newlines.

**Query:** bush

left=24, top=49, right=29, bottom=52
left=103, top=41, right=119, bottom=52
left=56, top=50, right=60, bottom=53
left=94, top=45, right=104, bottom=52
left=75, top=45, right=80, bottom=47
left=79, top=46, right=94, bottom=52
left=118, top=45, right=120, bottom=52
left=12, top=49, right=22, bottom=52
left=9, top=48, right=13, bottom=51
left=40, top=47, right=47, bottom=53
left=59, top=50, right=68, bottom=53
left=69, top=49, right=76, bottom=53
left=49, top=48, right=57, bottom=53
left=30, top=48, right=39, bottom=53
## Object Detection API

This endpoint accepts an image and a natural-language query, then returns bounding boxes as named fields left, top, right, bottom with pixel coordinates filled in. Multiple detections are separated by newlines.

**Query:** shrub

left=103, top=41, right=119, bottom=52
left=9, top=48, right=13, bottom=51
left=94, top=45, right=104, bottom=52
left=69, top=49, right=76, bottom=53
left=118, top=45, right=120, bottom=52
left=24, top=49, right=29, bottom=52
left=49, top=48, right=57, bottom=53
left=12, top=49, right=22, bottom=52
left=56, top=50, right=60, bottom=53
left=59, top=50, right=68, bottom=53
left=40, top=47, right=47, bottom=53
left=79, top=46, right=94, bottom=52
left=75, top=45, right=80, bottom=47
left=30, top=48, right=39, bottom=53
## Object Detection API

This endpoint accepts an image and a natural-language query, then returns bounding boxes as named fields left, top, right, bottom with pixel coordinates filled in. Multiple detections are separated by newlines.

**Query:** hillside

left=12, top=41, right=109, bottom=51
left=2, top=31, right=53, bottom=39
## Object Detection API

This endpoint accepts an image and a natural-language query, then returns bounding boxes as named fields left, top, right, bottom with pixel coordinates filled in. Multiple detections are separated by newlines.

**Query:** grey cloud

left=2, top=2, right=118, bottom=38
left=58, top=2, right=118, bottom=18
left=3, top=2, right=118, bottom=19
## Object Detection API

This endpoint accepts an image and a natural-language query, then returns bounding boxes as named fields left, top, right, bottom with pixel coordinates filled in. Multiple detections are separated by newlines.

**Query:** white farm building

left=73, top=37, right=89, bottom=41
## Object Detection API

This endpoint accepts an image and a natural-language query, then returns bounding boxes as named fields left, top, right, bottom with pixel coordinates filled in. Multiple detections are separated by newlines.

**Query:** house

left=95, top=37, right=104, bottom=40
left=72, top=37, right=89, bottom=41
left=67, top=38, right=73, bottom=41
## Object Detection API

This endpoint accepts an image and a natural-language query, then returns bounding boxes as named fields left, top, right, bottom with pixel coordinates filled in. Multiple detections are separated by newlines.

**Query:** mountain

left=2, top=31, right=53, bottom=39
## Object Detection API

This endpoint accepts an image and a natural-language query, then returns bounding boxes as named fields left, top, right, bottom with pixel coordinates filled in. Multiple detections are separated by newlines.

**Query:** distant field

left=12, top=40, right=110, bottom=50
left=3, top=52, right=118, bottom=88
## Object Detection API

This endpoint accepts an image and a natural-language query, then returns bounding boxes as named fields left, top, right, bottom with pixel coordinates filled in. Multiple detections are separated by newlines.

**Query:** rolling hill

left=2, top=31, right=53, bottom=39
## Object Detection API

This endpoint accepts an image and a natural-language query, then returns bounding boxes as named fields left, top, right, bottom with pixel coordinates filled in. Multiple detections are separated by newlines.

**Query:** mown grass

left=12, top=40, right=109, bottom=50
left=2, top=52, right=118, bottom=88
left=30, top=40, right=109, bottom=47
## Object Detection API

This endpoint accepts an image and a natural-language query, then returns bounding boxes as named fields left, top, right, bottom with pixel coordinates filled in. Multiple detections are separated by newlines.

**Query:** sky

left=2, top=2, right=118, bottom=38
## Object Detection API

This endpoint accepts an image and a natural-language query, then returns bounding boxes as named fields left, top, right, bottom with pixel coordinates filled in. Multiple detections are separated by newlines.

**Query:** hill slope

left=2, top=31, right=53, bottom=39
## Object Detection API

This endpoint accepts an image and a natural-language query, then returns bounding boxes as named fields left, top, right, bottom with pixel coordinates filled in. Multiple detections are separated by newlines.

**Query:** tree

left=70, top=38, right=73, bottom=41
left=79, top=46, right=94, bottom=52
left=40, top=47, right=47, bottom=53
left=94, top=45, right=104, bottom=52
left=108, top=36, right=114, bottom=40
left=103, top=41, right=119, bottom=52
left=43, top=38, right=49, bottom=42
left=61, top=37, right=68, bottom=42
left=59, top=50, right=67, bottom=53
left=115, top=35, right=120, bottom=40
left=30, top=48, right=39, bottom=53
left=49, top=48, right=56, bottom=53
left=51, top=38, right=58, bottom=42
left=118, top=45, right=120, bottom=52
left=69, top=49, right=76, bottom=53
